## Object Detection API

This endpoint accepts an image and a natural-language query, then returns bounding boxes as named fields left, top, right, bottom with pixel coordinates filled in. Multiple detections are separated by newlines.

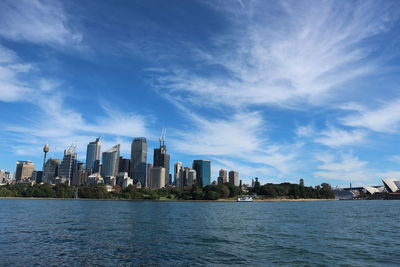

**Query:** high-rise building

left=119, top=157, right=130, bottom=174
left=229, top=171, right=240, bottom=187
left=86, top=138, right=101, bottom=173
left=174, top=162, right=183, bottom=187
left=102, top=144, right=120, bottom=178
left=43, top=158, right=59, bottom=183
left=15, top=160, right=35, bottom=181
left=130, top=137, right=147, bottom=186
left=192, top=160, right=211, bottom=187
left=218, top=169, right=228, bottom=184
left=148, top=167, right=165, bottom=189
left=153, top=137, right=170, bottom=186
left=59, top=145, right=77, bottom=180
left=188, top=169, right=196, bottom=186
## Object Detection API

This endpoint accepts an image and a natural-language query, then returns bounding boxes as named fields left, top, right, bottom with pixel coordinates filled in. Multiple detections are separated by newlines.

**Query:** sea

left=0, top=199, right=399, bottom=266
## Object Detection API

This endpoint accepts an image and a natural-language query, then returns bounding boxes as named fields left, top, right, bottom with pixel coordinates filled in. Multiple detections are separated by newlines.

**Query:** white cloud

left=0, top=0, right=82, bottom=46
left=152, top=0, right=398, bottom=109
left=315, top=127, right=367, bottom=147
left=170, top=110, right=301, bottom=179
left=340, top=99, right=400, bottom=133
left=314, top=152, right=400, bottom=185
left=314, top=153, right=371, bottom=182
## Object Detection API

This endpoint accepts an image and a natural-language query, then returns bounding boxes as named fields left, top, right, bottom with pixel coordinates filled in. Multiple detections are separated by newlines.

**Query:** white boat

left=237, top=196, right=253, bottom=202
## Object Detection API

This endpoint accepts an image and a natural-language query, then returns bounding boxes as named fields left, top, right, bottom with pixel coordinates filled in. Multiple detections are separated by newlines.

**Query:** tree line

left=0, top=179, right=334, bottom=200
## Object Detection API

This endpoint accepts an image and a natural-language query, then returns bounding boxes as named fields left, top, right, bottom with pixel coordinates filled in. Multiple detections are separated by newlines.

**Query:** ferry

left=237, top=196, right=253, bottom=202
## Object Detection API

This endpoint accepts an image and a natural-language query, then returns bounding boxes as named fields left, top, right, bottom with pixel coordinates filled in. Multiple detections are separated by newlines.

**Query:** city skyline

left=1, top=0, right=400, bottom=187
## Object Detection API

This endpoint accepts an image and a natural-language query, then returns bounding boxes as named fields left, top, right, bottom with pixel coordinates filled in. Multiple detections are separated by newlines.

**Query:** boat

left=237, top=196, right=253, bottom=202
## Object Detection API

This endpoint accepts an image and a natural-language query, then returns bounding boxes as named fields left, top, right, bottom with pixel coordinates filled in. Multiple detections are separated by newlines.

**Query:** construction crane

left=159, top=127, right=167, bottom=147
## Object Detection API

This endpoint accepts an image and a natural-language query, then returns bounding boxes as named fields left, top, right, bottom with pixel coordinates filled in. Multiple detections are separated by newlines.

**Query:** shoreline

left=0, top=197, right=337, bottom=202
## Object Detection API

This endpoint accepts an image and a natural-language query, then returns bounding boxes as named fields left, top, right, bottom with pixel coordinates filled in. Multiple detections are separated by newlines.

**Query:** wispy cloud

left=314, top=152, right=400, bottom=185
left=340, top=99, right=400, bottom=133
left=152, top=0, right=399, bottom=109
left=0, top=0, right=82, bottom=46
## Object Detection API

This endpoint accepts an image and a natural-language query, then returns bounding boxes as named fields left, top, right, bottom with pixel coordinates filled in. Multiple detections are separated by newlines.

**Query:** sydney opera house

left=332, top=178, right=400, bottom=199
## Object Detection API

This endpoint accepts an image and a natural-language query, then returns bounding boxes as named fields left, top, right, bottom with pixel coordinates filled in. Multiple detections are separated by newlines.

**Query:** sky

left=1, top=0, right=400, bottom=187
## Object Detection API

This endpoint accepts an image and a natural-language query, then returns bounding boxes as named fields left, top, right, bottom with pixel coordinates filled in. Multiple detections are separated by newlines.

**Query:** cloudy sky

left=1, top=0, right=400, bottom=186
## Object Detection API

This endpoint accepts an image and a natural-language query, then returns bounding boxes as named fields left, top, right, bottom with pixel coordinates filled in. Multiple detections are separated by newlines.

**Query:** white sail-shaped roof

left=382, top=178, right=400, bottom=193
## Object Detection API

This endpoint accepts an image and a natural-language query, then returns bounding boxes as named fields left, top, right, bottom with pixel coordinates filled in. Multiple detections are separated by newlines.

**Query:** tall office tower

left=86, top=138, right=101, bottom=173
left=229, top=171, right=240, bottom=187
left=174, top=162, right=183, bottom=187
left=119, top=157, right=130, bottom=174
left=146, top=163, right=153, bottom=187
left=182, top=167, right=190, bottom=187
left=188, top=169, right=196, bottom=186
left=15, top=160, right=35, bottom=181
left=59, top=145, right=77, bottom=180
left=153, top=128, right=170, bottom=185
left=217, top=169, right=228, bottom=184
left=43, top=158, right=59, bottom=183
left=148, top=167, right=165, bottom=189
left=131, top=137, right=147, bottom=186
left=102, top=144, right=120, bottom=178
left=192, top=160, right=211, bottom=187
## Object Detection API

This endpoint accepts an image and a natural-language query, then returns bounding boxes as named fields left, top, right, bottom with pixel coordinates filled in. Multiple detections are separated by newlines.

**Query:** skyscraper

left=101, top=144, right=120, bottom=180
left=174, top=162, right=183, bottom=187
left=153, top=128, right=170, bottom=185
left=86, top=138, right=101, bottom=173
left=192, top=160, right=211, bottom=187
left=43, top=158, right=59, bottom=183
left=101, top=144, right=120, bottom=178
left=131, top=137, right=147, bottom=186
left=229, top=171, right=240, bottom=187
left=148, top=166, right=166, bottom=189
left=15, top=160, right=35, bottom=181
left=218, top=169, right=228, bottom=184
left=59, top=145, right=77, bottom=180
left=119, top=157, right=130, bottom=174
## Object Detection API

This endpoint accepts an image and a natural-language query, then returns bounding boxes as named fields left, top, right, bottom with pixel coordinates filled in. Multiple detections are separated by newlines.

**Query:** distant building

left=101, top=144, right=120, bottom=178
left=229, top=171, right=240, bottom=187
left=218, top=169, right=228, bottom=184
left=182, top=168, right=196, bottom=187
left=131, top=137, right=147, bottom=186
left=148, top=167, right=165, bottom=189
left=146, top=163, right=153, bottom=187
left=154, top=129, right=170, bottom=185
left=87, top=173, right=103, bottom=185
left=116, top=172, right=128, bottom=187
left=59, top=145, right=77, bottom=180
left=174, top=162, right=183, bottom=187
left=86, top=138, right=101, bottom=173
left=72, top=169, right=88, bottom=186
left=32, top=171, right=43, bottom=184
left=43, top=158, right=59, bottom=183
left=192, top=160, right=211, bottom=186
left=119, top=157, right=130, bottom=174
left=15, top=160, right=35, bottom=181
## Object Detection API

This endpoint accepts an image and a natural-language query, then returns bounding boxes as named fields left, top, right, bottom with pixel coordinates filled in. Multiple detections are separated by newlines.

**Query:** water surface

left=1, top=199, right=399, bottom=266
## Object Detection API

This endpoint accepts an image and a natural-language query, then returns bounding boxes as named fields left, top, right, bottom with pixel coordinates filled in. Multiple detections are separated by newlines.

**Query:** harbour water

left=1, top=199, right=399, bottom=266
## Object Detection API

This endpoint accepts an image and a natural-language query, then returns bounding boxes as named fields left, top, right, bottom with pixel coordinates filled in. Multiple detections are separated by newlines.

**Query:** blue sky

left=1, top=0, right=400, bottom=186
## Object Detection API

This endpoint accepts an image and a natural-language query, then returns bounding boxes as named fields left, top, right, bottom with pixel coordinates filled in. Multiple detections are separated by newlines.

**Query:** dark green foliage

left=0, top=180, right=334, bottom=200
left=256, top=181, right=334, bottom=199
